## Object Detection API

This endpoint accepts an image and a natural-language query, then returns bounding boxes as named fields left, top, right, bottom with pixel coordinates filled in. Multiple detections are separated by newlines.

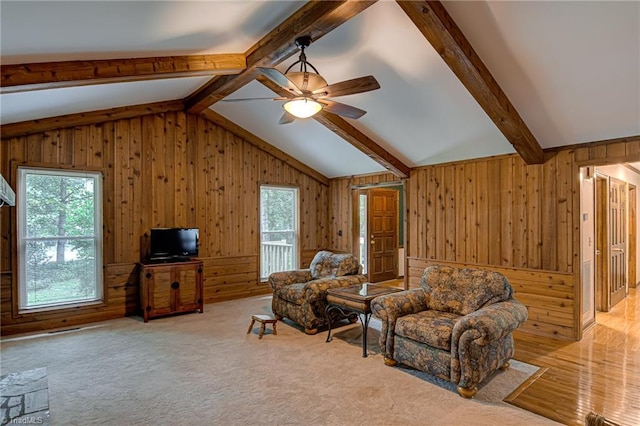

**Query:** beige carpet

left=0, top=295, right=558, bottom=425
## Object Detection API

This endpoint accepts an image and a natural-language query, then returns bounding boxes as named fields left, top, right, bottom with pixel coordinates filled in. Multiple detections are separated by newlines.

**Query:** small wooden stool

left=247, top=314, right=277, bottom=339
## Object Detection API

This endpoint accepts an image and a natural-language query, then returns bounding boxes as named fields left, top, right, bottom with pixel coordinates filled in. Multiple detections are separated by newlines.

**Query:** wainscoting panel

left=408, top=258, right=576, bottom=340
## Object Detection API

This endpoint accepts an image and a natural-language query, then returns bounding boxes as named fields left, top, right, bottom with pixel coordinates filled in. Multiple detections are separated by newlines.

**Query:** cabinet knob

left=145, top=272, right=152, bottom=279
left=171, top=282, right=180, bottom=290
left=146, top=306, right=151, bottom=312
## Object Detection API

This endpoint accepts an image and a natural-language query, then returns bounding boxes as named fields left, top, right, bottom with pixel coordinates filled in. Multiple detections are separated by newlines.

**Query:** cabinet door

left=148, top=266, right=174, bottom=315
left=174, top=264, right=201, bottom=311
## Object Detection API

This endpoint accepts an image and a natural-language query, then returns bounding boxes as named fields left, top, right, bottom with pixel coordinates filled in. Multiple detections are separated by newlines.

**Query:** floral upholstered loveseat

left=371, top=265, right=528, bottom=398
left=268, top=251, right=367, bottom=335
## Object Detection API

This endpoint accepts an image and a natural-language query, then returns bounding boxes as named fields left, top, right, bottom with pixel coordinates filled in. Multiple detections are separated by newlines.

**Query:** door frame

left=629, top=184, right=637, bottom=288
left=350, top=181, right=406, bottom=286
left=579, top=167, right=596, bottom=328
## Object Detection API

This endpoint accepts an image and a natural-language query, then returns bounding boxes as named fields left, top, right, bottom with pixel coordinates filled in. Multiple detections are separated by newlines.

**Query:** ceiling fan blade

left=312, top=75, right=380, bottom=98
left=257, top=67, right=303, bottom=95
left=221, top=97, right=277, bottom=102
left=278, top=111, right=296, bottom=125
left=319, top=99, right=367, bottom=119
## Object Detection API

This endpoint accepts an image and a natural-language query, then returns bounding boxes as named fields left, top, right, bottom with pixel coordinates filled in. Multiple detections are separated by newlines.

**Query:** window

left=260, top=185, right=298, bottom=280
left=18, top=168, right=103, bottom=310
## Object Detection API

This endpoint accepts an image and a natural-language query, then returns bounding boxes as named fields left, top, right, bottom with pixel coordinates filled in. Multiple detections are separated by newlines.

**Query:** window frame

left=259, top=184, right=300, bottom=281
left=16, top=166, right=104, bottom=313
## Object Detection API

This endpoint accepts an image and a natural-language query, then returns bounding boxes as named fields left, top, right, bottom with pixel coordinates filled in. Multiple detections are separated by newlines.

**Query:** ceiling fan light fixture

left=283, top=98, right=322, bottom=119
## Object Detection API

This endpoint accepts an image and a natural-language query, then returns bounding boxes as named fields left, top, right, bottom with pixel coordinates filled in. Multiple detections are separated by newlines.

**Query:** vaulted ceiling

left=2, top=1, right=639, bottom=178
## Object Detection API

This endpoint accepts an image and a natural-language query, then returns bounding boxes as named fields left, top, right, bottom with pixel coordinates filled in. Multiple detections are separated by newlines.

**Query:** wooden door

left=595, top=176, right=609, bottom=311
left=609, top=178, right=627, bottom=308
left=368, top=189, right=398, bottom=283
left=174, top=263, right=202, bottom=311
left=147, top=265, right=174, bottom=315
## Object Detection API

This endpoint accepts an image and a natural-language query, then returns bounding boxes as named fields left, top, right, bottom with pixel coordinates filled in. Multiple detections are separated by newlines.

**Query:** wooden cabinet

left=139, top=260, right=204, bottom=322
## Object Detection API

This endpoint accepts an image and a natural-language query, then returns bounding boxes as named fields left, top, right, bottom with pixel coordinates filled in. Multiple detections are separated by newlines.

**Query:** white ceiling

left=444, top=1, right=640, bottom=149
left=0, top=1, right=302, bottom=63
left=1, top=1, right=639, bottom=178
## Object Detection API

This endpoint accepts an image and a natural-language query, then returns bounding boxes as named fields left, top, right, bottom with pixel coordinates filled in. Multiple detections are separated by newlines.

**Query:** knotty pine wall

left=0, top=112, right=329, bottom=335
left=330, top=139, right=640, bottom=341
left=406, top=151, right=577, bottom=272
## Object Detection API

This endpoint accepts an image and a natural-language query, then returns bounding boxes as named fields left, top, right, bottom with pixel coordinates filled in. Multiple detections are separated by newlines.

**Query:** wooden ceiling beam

left=257, top=76, right=410, bottom=179
left=200, top=109, right=330, bottom=186
left=184, top=0, right=377, bottom=113
left=397, top=1, right=544, bottom=165
left=1, top=100, right=184, bottom=139
left=313, top=111, right=411, bottom=178
left=1, top=55, right=246, bottom=94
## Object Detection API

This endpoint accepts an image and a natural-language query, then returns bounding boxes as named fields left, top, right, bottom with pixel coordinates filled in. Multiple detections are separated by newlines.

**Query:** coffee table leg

left=325, top=305, right=334, bottom=343
left=361, top=313, right=371, bottom=357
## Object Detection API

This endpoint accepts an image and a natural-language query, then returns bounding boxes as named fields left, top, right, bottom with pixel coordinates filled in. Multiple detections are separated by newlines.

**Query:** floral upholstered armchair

left=371, top=265, right=528, bottom=398
left=268, top=250, right=367, bottom=335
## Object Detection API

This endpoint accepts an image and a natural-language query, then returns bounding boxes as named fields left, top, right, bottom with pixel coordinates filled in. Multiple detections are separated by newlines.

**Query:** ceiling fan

left=224, top=36, right=381, bottom=124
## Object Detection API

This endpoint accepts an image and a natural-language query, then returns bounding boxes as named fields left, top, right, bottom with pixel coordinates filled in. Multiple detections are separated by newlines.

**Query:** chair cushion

left=421, top=265, right=513, bottom=315
left=310, top=251, right=360, bottom=279
left=274, top=282, right=307, bottom=306
left=395, top=310, right=461, bottom=351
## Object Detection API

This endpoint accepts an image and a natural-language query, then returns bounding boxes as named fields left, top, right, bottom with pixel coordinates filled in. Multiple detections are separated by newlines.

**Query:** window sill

left=17, top=299, right=106, bottom=316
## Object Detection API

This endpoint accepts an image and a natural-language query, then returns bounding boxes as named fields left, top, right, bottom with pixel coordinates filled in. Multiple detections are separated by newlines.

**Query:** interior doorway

left=581, top=163, right=638, bottom=325
left=352, top=183, right=404, bottom=283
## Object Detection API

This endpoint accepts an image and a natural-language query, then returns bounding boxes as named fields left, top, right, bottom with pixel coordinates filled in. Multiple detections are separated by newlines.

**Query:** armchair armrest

left=304, top=274, right=368, bottom=299
left=267, top=269, right=312, bottom=291
left=452, top=299, right=528, bottom=350
left=301, top=274, right=367, bottom=323
left=370, top=289, right=429, bottom=360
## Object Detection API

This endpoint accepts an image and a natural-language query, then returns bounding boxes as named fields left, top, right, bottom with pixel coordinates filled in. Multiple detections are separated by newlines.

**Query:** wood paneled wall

left=406, top=151, right=578, bottom=272
left=328, top=155, right=581, bottom=339
left=0, top=112, right=329, bottom=335
left=328, top=140, right=640, bottom=341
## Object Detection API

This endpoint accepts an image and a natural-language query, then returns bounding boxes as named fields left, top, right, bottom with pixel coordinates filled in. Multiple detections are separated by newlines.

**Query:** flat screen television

left=149, top=228, right=199, bottom=262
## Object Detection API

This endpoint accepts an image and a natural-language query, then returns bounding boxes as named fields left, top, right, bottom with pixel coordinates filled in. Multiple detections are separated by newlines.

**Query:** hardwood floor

left=510, top=288, right=639, bottom=426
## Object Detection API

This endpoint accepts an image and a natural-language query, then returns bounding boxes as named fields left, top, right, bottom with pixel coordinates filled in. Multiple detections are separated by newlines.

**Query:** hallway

left=511, top=288, right=639, bottom=425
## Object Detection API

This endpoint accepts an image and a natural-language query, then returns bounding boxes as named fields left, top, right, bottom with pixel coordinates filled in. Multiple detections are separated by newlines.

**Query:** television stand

left=148, top=256, right=192, bottom=264
left=139, top=260, right=204, bottom=322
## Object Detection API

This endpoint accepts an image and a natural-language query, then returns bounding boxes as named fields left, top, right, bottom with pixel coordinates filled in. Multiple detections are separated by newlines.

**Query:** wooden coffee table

left=325, top=283, right=403, bottom=357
